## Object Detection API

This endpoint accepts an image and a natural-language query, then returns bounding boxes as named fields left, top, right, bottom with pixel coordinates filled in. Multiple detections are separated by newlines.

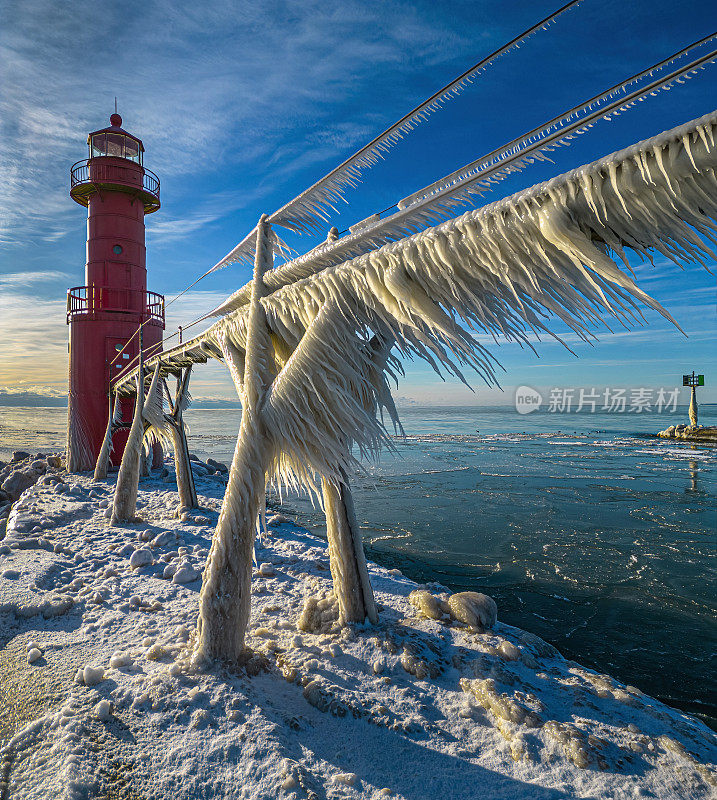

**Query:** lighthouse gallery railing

left=67, top=285, right=165, bottom=326
left=70, top=160, right=160, bottom=201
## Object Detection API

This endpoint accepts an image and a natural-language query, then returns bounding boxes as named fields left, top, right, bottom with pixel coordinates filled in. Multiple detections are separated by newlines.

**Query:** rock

left=150, top=532, right=172, bottom=548
left=109, top=651, right=133, bottom=669
left=11, top=451, right=31, bottom=462
left=94, top=699, right=111, bottom=721
left=258, top=562, right=274, bottom=577
left=27, top=647, right=43, bottom=664
left=298, top=594, right=340, bottom=634
left=1, top=469, right=39, bottom=502
left=46, top=455, right=63, bottom=469
left=172, top=564, right=199, bottom=584
left=82, top=664, right=105, bottom=686
left=448, top=591, right=497, bottom=630
left=129, top=548, right=154, bottom=568
left=333, top=773, right=357, bottom=787
left=0, top=489, right=10, bottom=504
left=206, top=458, right=228, bottom=474
left=30, top=460, right=47, bottom=473
left=409, top=589, right=449, bottom=620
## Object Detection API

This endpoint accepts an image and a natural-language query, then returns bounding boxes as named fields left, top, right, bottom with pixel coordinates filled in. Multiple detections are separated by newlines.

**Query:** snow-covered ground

left=0, top=461, right=715, bottom=799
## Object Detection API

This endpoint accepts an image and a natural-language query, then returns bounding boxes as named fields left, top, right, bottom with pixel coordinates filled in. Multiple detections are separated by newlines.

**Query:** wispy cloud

left=0, top=293, right=68, bottom=391
left=0, top=270, right=71, bottom=287
left=0, top=0, right=470, bottom=245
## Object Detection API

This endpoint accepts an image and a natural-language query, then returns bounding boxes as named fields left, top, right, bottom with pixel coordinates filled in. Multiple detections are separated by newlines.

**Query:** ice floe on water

left=0, top=462, right=715, bottom=799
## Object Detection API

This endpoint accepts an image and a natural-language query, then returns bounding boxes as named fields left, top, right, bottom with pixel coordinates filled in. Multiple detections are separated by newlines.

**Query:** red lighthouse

left=66, top=113, right=165, bottom=472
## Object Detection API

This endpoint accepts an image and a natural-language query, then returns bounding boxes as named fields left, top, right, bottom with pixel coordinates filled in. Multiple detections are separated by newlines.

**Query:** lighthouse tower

left=66, top=113, right=165, bottom=472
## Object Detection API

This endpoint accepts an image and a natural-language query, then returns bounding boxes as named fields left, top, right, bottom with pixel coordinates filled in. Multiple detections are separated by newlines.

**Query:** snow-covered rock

left=172, top=564, right=199, bottom=584
left=1, top=468, right=39, bottom=502
left=258, top=562, right=274, bottom=577
left=93, top=699, right=111, bottom=721
left=82, top=664, right=105, bottom=686
left=129, top=548, right=154, bottom=568
left=448, top=591, right=498, bottom=629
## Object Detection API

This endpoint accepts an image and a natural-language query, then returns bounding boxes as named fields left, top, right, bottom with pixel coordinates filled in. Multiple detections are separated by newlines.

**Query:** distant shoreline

left=1, top=402, right=715, bottom=410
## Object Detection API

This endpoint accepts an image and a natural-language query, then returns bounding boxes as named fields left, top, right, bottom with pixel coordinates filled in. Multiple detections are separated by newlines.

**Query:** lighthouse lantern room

left=66, top=113, right=165, bottom=472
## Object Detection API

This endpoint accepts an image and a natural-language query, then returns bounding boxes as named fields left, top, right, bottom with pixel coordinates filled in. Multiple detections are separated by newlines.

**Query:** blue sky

left=1, top=0, right=715, bottom=406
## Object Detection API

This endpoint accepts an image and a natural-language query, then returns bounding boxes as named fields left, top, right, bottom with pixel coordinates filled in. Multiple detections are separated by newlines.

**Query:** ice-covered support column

left=93, top=391, right=118, bottom=482
left=195, top=216, right=276, bottom=665
left=111, top=345, right=145, bottom=524
left=689, top=386, right=698, bottom=427
left=322, top=470, right=378, bottom=624
left=165, top=367, right=198, bottom=510
left=140, top=441, right=151, bottom=477
left=320, top=331, right=397, bottom=624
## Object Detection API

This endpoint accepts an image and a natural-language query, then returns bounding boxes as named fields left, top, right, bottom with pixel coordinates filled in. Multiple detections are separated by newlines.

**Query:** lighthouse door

left=106, top=337, right=131, bottom=384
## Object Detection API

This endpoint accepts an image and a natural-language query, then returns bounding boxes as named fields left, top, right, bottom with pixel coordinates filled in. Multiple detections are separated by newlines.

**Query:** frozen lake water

left=1, top=403, right=715, bottom=728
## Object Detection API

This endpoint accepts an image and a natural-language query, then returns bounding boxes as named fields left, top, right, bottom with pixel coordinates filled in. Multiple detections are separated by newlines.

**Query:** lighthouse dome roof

left=87, top=114, right=144, bottom=151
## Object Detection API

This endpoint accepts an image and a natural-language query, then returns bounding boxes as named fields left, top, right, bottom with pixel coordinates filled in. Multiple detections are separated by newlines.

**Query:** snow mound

left=448, top=591, right=498, bottom=630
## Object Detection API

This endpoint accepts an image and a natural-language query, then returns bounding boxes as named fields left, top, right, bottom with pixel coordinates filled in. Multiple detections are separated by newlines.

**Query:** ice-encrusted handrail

left=204, top=33, right=716, bottom=284
left=265, top=1, right=584, bottom=235
left=207, top=93, right=717, bottom=324
left=206, top=2, right=584, bottom=273
left=113, top=111, right=717, bottom=663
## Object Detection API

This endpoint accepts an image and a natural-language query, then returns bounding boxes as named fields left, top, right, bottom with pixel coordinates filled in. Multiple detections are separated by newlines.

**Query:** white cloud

left=0, top=384, right=66, bottom=398
left=0, top=270, right=71, bottom=287
left=0, top=0, right=471, bottom=244
left=0, top=293, right=68, bottom=391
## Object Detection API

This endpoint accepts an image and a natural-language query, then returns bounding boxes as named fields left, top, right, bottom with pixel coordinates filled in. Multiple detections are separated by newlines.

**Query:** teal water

left=1, top=404, right=715, bottom=727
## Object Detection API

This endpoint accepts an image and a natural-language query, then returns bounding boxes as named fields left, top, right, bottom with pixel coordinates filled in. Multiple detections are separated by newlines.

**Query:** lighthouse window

left=105, top=134, right=125, bottom=157
left=90, top=133, right=142, bottom=164
left=124, top=138, right=140, bottom=161
left=90, top=134, right=107, bottom=158
left=113, top=244, right=123, bottom=255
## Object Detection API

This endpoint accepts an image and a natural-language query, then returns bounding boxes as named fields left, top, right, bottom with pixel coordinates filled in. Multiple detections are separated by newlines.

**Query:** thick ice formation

left=109, top=112, right=717, bottom=665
